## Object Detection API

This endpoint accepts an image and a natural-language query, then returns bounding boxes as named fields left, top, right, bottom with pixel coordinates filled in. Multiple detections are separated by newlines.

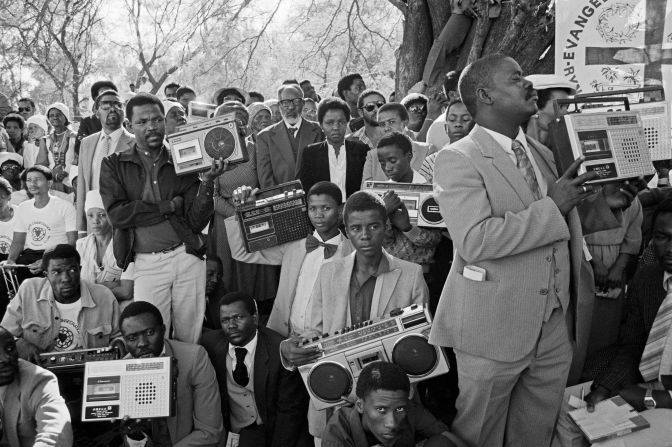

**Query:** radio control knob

left=312, top=336, right=319, bottom=342
left=322, top=333, right=329, bottom=338
left=49, top=356, right=56, bottom=363
left=390, top=308, right=403, bottom=317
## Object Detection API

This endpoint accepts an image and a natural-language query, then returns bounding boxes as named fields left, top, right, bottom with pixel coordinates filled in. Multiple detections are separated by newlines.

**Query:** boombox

left=82, top=356, right=176, bottom=422
left=363, top=181, right=444, bottom=228
left=40, top=346, right=120, bottom=373
left=298, top=304, right=449, bottom=410
left=187, top=101, right=217, bottom=122
left=168, top=112, right=248, bottom=175
left=550, top=108, right=654, bottom=184
left=236, top=181, right=312, bottom=252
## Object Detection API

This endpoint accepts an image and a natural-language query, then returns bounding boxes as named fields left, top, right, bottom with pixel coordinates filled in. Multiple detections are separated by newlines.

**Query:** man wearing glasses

left=347, top=89, right=386, bottom=150
left=17, top=98, right=36, bottom=121
left=76, top=89, right=134, bottom=236
left=256, top=84, right=323, bottom=189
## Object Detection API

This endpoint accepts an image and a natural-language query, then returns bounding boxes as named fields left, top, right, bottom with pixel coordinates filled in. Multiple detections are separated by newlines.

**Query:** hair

left=343, top=191, right=387, bottom=224
left=652, top=198, right=672, bottom=230
left=377, top=102, right=409, bottom=122
left=218, top=291, right=257, bottom=315
left=304, top=98, right=316, bottom=107
left=300, top=80, right=312, bottom=86
left=0, top=178, right=12, bottom=196
left=248, top=91, right=265, bottom=103
left=95, top=89, right=121, bottom=106
left=458, top=53, right=510, bottom=117
left=537, top=87, right=573, bottom=110
left=3, top=114, right=24, bottom=129
left=120, top=301, right=164, bottom=328
left=401, top=93, right=428, bottom=108
left=337, top=73, right=363, bottom=99
left=357, top=89, right=385, bottom=110
left=164, top=82, right=181, bottom=95
left=282, top=79, right=300, bottom=85
left=21, top=165, right=53, bottom=182
left=175, top=86, right=196, bottom=100
left=41, top=243, right=81, bottom=271
left=277, top=84, right=303, bottom=99
left=377, top=131, right=412, bottom=155
left=206, top=253, right=224, bottom=275
left=216, top=88, right=245, bottom=104
left=445, top=98, right=465, bottom=114
left=90, top=80, right=118, bottom=100
left=18, top=97, right=36, bottom=109
left=317, top=97, right=350, bottom=123
left=443, top=70, right=461, bottom=97
left=308, top=181, right=343, bottom=205
left=355, top=361, right=410, bottom=399
left=125, top=93, right=164, bottom=122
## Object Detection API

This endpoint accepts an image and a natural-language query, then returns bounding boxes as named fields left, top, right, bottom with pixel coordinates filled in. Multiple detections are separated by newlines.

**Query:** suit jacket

left=256, top=120, right=323, bottom=189
left=361, top=140, right=436, bottom=186
left=75, top=115, right=102, bottom=157
left=163, top=339, right=224, bottom=447
left=200, top=326, right=309, bottom=447
left=595, top=263, right=667, bottom=392
left=297, top=140, right=369, bottom=198
left=76, top=129, right=134, bottom=232
left=4, top=359, right=73, bottom=447
left=309, top=250, right=429, bottom=335
left=428, top=124, right=619, bottom=362
left=224, top=216, right=354, bottom=337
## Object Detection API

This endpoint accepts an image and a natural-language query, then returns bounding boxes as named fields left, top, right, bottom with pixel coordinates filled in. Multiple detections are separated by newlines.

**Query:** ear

left=476, top=87, right=493, bottom=106
left=356, top=399, right=364, bottom=414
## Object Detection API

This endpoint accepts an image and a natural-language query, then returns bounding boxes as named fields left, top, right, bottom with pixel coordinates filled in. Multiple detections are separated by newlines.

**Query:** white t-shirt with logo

left=14, top=195, right=77, bottom=250
left=54, top=299, right=82, bottom=351
left=0, top=205, right=17, bottom=255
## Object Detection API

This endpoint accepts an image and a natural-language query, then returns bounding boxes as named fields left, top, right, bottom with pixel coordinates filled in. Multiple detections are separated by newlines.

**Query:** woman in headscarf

left=37, top=103, right=76, bottom=193
left=247, top=102, right=272, bottom=142
left=163, top=100, right=187, bottom=136
left=208, top=101, right=279, bottom=308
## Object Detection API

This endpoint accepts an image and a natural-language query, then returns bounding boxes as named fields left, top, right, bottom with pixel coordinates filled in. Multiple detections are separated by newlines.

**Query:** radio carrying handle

left=255, top=180, right=305, bottom=199
left=576, top=86, right=665, bottom=102
left=552, top=97, right=630, bottom=119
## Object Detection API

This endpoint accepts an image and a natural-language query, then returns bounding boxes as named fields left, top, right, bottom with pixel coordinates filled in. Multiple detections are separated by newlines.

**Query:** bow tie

left=305, top=234, right=338, bottom=259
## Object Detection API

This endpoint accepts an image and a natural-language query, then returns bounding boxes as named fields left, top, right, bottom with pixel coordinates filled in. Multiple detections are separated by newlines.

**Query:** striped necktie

left=639, top=278, right=672, bottom=381
left=511, top=140, right=541, bottom=200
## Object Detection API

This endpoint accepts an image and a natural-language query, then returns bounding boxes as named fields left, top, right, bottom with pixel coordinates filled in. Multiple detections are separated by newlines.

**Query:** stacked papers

left=569, top=396, right=650, bottom=443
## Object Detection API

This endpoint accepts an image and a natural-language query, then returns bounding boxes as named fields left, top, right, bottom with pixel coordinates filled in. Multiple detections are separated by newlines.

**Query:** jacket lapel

left=253, top=332, right=269, bottom=421
left=526, top=136, right=558, bottom=182
left=375, top=253, right=402, bottom=315
left=331, top=253, right=357, bottom=331
left=471, top=125, right=536, bottom=207
left=115, top=131, right=134, bottom=153
left=316, top=142, right=330, bottom=181
left=273, top=123, right=296, bottom=167
left=4, top=377, right=20, bottom=447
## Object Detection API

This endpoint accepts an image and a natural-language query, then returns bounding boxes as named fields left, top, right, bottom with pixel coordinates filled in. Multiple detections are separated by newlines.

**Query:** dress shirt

left=327, top=141, right=348, bottom=199
left=348, top=255, right=391, bottom=325
left=227, top=332, right=263, bottom=431
left=228, top=332, right=258, bottom=385
left=284, top=118, right=303, bottom=136
left=291, top=232, right=344, bottom=335
left=92, top=128, right=123, bottom=190
left=481, top=127, right=547, bottom=196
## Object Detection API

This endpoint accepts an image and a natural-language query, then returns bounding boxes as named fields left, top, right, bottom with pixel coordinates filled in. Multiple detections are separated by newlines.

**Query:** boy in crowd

left=322, top=361, right=463, bottom=447
left=227, top=181, right=353, bottom=337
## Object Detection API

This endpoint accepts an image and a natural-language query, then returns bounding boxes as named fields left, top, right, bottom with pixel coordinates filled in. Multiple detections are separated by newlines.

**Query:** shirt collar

left=39, top=279, right=96, bottom=308
left=664, top=271, right=672, bottom=291
left=284, top=117, right=303, bottom=130
left=101, top=127, right=123, bottom=139
left=327, top=140, right=345, bottom=152
left=481, top=126, right=528, bottom=155
left=312, top=230, right=343, bottom=245
left=386, top=170, right=427, bottom=184
left=228, top=330, right=258, bottom=358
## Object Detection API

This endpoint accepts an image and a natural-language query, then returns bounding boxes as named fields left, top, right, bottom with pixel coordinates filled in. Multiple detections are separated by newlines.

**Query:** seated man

left=1, top=244, right=122, bottom=362
left=323, top=361, right=463, bottom=447
left=203, top=254, right=227, bottom=331
left=553, top=198, right=672, bottom=446
left=0, top=326, right=72, bottom=446
left=281, top=191, right=429, bottom=441
left=201, top=292, right=310, bottom=447
left=227, top=181, right=353, bottom=337
left=120, top=301, right=224, bottom=446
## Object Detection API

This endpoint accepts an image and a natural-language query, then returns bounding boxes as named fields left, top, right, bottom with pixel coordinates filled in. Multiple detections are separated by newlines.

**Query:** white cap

left=26, top=114, right=49, bottom=133
left=84, top=190, right=105, bottom=213
left=526, top=75, right=577, bottom=95
left=0, top=152, right=23, bottom=166
left=162, top=100, right=184, bottom=114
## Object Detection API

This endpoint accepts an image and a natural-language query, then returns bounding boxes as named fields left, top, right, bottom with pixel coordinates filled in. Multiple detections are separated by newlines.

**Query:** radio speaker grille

left=308, top=362, right=353, bottom=403
left=392, top=334, right=438, bottom=377
left=204, top=126, right=236, bottom=159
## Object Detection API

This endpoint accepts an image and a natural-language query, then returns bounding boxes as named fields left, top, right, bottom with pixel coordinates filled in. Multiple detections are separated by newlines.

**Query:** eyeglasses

left=279, top=98, right=303, bottom=109
left=1, top=165, right=20, bottom=172
left=361, top=101, right=385, bottom=113
left=408, top=105, right=426, bottom=114
left=98, top=100, right=123, bottom=111
left=220, top=314, right=250, bottom=326
left=18, top=107, right=32, bottom=112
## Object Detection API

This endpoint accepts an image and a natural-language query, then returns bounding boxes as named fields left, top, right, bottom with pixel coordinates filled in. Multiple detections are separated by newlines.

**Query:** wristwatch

left=644, top=388, right=657, bottom=409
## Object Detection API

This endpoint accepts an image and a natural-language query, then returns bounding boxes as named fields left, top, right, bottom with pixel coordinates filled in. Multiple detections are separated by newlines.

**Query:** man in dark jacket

left=74, top=80, right=118, bottom=158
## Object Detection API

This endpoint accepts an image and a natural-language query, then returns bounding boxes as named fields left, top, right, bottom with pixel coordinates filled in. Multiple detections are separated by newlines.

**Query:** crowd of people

left=0, top=52, right=669, bottom=447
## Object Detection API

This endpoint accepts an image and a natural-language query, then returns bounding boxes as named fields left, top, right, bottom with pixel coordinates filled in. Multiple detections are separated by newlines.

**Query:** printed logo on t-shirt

left=28, top=221, right=51, bottom=246
left=55, top=318, right=81, bottom=351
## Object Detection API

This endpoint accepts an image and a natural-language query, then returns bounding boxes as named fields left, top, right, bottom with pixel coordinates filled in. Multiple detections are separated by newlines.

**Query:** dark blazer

left=75, top=115, right=102, bottom=157
left=201, top=326, right=310, bottom=447
left=297, top=139, right=370, bottom=198
left=595, top=263, right=668, bottom=392
left=256, top=120, right=323, bottom=189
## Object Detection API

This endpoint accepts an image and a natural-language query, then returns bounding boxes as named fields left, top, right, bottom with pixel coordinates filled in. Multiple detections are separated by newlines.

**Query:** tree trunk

left=395, top=0, right=433, bottom=97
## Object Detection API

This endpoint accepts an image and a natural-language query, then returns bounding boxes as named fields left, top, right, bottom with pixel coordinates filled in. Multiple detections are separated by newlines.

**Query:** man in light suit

left=429, top=54, right=627, bottom=446
left=120, top=301, right=224, bottom=446
left=0, top=326, right=72, bottom=446
left=298, top=97, right=370, bottom=199
left=201, top=292, right=310, bottom=447
left=256, top=84, right=323, bottom=189
left=76, top=89, right=134, bottom=234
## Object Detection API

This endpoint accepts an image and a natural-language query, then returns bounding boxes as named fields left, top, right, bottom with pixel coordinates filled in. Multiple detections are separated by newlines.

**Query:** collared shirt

left=284, top=117, right=304, bottom=136
left=0, top=277, right=121, bottom=351
left=385, top=170, right=427, bottom=184
left=349, top=255, right=391, bottom=325
left=290, top=232, right=344, bottom=335
left=226, top=332, right=263, bottom=431
left=92, top=128, right=123, bottom=190
left=349, top=126, right=376, bottom=150
left=327, top=141, right=348, bottom=199
left=481, top=127, right=548, bottom=196
left=228, top=332, right=258, bottom=381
